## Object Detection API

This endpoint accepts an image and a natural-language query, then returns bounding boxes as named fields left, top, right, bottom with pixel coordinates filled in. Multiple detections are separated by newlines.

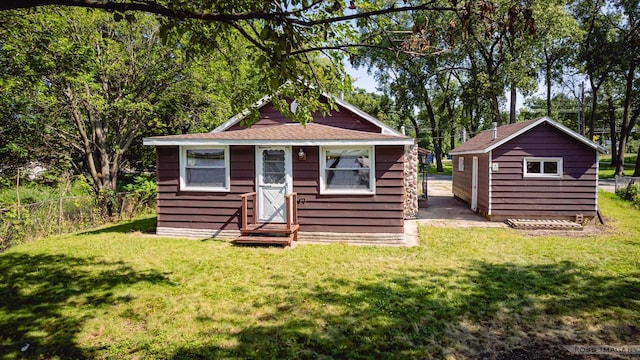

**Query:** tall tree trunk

left=407, top=115, right=425, bottom=146
left=509, top=83, right=516, bottom=124
left=588, top=78, right=600, bottom=141
left=545, top=49, right=552, bottom=117
left=446, top=100, right=455, bottom=151
left=468, top=101, right=479, bottom=135
left=424, top=95, right=443, bottom=172
left=634, top=144, right=640, bottom=177
left=615, top=59, right=637, bottom=176
left=608, top=96, right=617, bottom=166
left=450, top=130, right=455, bottom=151
left=491, top=93, right=501, bottom=126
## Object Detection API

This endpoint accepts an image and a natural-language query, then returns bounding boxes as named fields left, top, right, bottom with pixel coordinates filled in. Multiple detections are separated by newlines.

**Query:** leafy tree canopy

left=0, top=7, right=263, bottom=201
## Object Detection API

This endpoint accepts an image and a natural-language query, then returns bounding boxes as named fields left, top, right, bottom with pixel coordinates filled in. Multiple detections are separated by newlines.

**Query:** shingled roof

left=449, top=117, right=607, bottom=155
left=144, top=123, right=413, bottom=146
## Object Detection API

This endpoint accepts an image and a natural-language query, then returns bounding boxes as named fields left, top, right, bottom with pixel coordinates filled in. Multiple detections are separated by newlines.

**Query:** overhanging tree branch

left=1, top=0, right=458, bottom=28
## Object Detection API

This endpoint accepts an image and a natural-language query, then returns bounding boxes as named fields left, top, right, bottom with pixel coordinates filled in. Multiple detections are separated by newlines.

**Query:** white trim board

left=143, top=138, right=414, bottom=146
left=595, top=151, right=599, bottom=212
left=488, top=150, right=492, bottom=216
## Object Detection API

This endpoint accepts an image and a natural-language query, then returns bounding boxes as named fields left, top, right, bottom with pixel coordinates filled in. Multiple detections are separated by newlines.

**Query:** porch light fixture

left=298, top=148, right=306, bottom=161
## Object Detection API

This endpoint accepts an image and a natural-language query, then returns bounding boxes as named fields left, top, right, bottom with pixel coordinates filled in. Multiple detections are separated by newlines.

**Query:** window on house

left=320, top=147, right=375, bottom=194
left=180, top=146, right=230, bottom=191
left=523, top=157, right=562, bottom=178
left=458, top=157, right=464, bottom=171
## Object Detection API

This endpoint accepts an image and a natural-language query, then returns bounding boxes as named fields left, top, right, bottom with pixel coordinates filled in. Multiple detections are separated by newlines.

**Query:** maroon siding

left=293, top=145, right=405, bottom=233
left=452, top=155, right=472, bottom=203
left=229, top=101, right=381, bottom=133
left=451, top=154, right=489, bottom=214
left=156, top=145, right=255, bottom=231
left=156, top=145, right=405, bottom=234
left=490, top=123, right=598, bottom=219
left=477, top=153, right=490, bottom=214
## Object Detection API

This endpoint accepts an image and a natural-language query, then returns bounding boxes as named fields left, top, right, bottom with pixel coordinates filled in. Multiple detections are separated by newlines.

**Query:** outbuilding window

left=180, top=146, right=230, bottom=191
left=523, top=157, right=562, bottom=178
left=458, top=157, right=464, bottom=171
left=320, top=146, right=375, bottom=194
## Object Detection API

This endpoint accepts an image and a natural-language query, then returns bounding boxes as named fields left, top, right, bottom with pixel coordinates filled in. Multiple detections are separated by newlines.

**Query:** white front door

left=256, top=146, right=292, bottom=223
left=471, top=156, right=478, bottom=211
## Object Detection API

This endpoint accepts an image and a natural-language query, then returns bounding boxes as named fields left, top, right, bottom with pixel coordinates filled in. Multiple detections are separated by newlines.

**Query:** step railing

left=240, top=192, right=257, bottom=230
left=285, top=192, right=298, bottom=232
left=241, top=191, right=298, bottom=232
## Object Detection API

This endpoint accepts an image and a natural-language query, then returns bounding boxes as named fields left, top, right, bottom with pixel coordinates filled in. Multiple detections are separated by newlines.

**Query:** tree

left=350, top=4, right=456, bottom=172
left=344, top=88, right=402, bottom=129
left=608, top=1, right=640, bottom=176
left=575, top=0, right=615, bottom=141
left=0, top=8, right=261, bottom=212
left=0, top=1, right=468, bottom=118
left=521, top=93, right=585, bottom=128
left=454, top=0, right=537, bottom=125
left=575, top=0, right=639, bottom=175
left=521, top=0, right=582, bottom=118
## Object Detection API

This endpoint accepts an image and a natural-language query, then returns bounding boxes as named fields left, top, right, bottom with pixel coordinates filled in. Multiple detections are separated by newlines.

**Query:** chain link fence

left=0, top=192, right=155, bottom=251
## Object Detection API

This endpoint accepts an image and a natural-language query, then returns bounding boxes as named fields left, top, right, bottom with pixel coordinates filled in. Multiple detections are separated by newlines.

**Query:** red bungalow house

left=143, top=94, right=416, bottom=245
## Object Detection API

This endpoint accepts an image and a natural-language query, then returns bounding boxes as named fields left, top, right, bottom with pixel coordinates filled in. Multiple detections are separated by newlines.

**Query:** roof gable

left=449, top=117, right=607, bottom=155
left=212, top=93, right=403, bottom=136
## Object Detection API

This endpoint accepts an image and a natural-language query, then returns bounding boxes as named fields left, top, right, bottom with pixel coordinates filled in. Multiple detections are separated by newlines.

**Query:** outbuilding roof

left=449, top=117, right=607, bottom=155
left=143, top=123, right=413, bottom=146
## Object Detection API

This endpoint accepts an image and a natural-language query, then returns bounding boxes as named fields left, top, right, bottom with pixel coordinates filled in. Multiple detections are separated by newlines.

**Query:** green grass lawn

left=1, top=193, right=639, bottom=359
left=599, top=155, right=637, bottom=179
left=423, top=159, right=453, bottom=176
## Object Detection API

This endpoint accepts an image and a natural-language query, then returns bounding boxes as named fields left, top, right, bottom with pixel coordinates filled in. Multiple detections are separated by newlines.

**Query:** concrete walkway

left=416, top=175, right=619, bottom=227
left=599, top=179, right=616, bottom=193
left=416, top=175, right=506, bottom=228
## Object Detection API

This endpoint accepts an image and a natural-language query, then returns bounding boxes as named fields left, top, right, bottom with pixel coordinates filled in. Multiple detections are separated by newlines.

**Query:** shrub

left=615, top=181, right=640, bottom=208
left=0, top=208, right=31, bottom=250
left=122, top=175, right=156, bottom=206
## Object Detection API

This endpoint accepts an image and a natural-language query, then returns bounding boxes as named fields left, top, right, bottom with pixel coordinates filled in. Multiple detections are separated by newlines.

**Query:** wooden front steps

left=236, top=223, right=299, bottom=246
left=237, top=192, right=299, bottom=246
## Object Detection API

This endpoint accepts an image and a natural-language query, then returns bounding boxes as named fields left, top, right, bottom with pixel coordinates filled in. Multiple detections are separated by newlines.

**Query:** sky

left=344, top=61, right=544, bottom=112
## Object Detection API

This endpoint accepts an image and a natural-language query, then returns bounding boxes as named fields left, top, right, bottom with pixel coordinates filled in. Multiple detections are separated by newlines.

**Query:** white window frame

left=319, top=146, right=376, bottom=195
left=523, top=157, right=563, bottom=178
left=458, top=157, right=465, bottom=172
left=179, top=145, right=230, bottom=192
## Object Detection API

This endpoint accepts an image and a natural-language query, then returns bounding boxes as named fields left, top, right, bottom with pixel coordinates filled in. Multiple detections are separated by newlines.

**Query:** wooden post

left=242, top=194, right=248, bottom=229
left=252, top=192, right=256, bottom=226
left=58, top=197, right=63, bottom=234
left=16, top=169, right=20, bottom=218
left=240, top=192, right=257, bottom=229
left=292, top=193, right=297, bottom=225
left=58, top=176, right=71, bottom=234
left=285, top=192, right=298, bottom=231
left=286, top=194, right=291, bottom=231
